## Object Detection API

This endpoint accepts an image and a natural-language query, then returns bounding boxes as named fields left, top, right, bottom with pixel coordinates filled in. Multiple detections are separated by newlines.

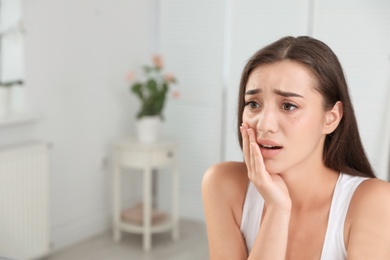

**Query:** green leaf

left=131, top=82, right=142, bottom=92
left=162, top=83, right=168, bottom=93
left=146, top=79, right=158, bottom=94
left=131, top=82, right=143, bottom=99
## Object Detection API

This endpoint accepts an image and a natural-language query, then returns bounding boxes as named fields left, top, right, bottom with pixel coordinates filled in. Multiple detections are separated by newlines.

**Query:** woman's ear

left=324, top=101, right=343, bottom=134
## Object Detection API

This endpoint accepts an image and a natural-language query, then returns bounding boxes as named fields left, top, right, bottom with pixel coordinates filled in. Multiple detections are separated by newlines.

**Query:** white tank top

left=240, top=173, right=368, bottom=260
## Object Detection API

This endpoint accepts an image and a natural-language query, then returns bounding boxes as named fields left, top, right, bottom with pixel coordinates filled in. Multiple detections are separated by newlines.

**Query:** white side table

left=112, top=136, right=179, bottom=251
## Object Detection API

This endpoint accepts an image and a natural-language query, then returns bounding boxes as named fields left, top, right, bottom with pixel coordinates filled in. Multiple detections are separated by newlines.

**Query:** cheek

left=242, top=110, right=258, bottom=127
left=290, top=116, right=300, bottom=124
left=288, top=112, right=324, bottom=136
left=283, top=112, right=308, bottom=131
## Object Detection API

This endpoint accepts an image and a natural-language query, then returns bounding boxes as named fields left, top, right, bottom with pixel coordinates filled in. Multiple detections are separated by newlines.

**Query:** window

left=0, top=0, right=24, bottom=85
left=0, top=0, right=28, bottom=119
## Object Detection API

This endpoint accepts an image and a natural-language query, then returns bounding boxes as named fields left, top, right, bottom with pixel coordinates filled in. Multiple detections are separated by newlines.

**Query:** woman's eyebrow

left=244, top=88, right=303, bottom=98
left=245, top=88, right=261, bottom=95
left=273, top=89, right=304, bottom=98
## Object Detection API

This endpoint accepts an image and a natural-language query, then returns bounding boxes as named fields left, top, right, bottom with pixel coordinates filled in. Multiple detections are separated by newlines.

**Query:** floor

left=44, top=219, right=209, bottom=260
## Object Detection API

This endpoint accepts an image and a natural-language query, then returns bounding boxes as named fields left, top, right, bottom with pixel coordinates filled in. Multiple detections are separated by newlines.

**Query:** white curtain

left=313, top=0, right=390, bottom=180
left=158, top=0, right=225, bottom=221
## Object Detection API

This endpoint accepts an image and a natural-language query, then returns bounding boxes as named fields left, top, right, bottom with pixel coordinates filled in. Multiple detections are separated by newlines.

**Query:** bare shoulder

left=202, top=161, right=249, bottom=222
left=202, top=161, right=250, bottom=259
left=349, top=178, right=390, bottom=212
left=346, top=178, right=390, bottom=258
left=202, top=161, right=249, bottom=200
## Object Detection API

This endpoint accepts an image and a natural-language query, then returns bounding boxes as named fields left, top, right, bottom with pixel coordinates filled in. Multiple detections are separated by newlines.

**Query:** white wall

left=0, top=0, right=158, bottom=251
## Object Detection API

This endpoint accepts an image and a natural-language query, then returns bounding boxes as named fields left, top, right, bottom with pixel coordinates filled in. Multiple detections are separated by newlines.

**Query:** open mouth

left=260, top=144, right=283, bottom=150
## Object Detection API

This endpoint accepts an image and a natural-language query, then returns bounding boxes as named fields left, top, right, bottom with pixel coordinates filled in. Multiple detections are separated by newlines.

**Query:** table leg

left=143, top=166, right=152, bottom=251
left=113, top=162, right=121, bottom=242
left=172, top=162, right=179, bottom=241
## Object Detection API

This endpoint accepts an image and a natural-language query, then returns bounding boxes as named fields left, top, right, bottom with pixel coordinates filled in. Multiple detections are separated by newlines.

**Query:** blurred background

left=0, top=0, right=389, bottom=259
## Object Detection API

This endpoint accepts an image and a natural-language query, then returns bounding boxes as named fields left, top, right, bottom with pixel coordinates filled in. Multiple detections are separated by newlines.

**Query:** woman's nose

left=256, top=106, right=278, bottom=134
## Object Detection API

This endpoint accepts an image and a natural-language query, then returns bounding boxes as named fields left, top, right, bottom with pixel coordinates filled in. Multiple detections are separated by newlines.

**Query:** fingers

left=241, top=124, right=291, bottom=210
left=242, top=124, right=270, bottom=182
left=251, top=141, right=269, bottom=182
left=247, top=128, right=265, bottom=171
left=240, top=123, right=251, bottom=172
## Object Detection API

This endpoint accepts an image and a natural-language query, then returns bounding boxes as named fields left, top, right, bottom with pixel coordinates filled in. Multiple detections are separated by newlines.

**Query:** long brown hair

left=237, top=36, right=376, bottom=178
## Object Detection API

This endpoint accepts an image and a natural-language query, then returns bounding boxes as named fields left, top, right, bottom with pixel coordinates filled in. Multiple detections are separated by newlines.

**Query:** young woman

left=202, top=36, right=390, bottom=259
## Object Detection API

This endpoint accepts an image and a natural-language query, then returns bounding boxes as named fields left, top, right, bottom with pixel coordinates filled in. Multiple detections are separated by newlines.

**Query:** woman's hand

left=240, top=123, right=291, bottom=213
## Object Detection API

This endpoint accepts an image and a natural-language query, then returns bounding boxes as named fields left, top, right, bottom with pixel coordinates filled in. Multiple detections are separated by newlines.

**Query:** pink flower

left=172, top=90, right=180, bottom=99
left=125, top=71, right=135, bottom=81
left=152, top=54, right=163, bottom=69
left=164, top=73, right=176, bottom=83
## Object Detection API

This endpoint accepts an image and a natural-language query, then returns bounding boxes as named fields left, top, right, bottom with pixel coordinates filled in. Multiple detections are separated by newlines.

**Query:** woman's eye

left=245, top=101, right=260, bottom=109
left=281, top=102, right=297, bottom=111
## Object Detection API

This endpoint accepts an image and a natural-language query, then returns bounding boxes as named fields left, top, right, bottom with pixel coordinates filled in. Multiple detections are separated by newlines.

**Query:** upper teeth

left=262, top=145, right=275, bottom=148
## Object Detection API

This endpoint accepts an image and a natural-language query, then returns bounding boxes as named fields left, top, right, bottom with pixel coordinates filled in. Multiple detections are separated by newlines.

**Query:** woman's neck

left=279, top=164, right=340, bottom=212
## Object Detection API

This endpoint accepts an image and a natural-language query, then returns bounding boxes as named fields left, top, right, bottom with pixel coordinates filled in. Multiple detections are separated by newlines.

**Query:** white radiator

left=0, top=142, right=50, bottom=260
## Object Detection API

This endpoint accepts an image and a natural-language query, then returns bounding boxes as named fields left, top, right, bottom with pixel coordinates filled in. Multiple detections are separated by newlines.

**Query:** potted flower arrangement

left=127, top=55, right=178, bottom=143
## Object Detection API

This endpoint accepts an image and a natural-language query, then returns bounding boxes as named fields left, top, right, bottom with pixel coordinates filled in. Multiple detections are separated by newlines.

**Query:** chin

left=264, top=167, right=281, bottom=175
left=264, top=161, right=284, bottom=175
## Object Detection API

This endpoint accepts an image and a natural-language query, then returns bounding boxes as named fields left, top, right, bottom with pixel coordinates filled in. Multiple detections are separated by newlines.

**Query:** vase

left=136, top=116, right=162, bottom=143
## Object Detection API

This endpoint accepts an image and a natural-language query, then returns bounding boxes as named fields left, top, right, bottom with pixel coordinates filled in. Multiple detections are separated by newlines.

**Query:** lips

left=260, top=144, right=282, bottom=149
left=257, top=140, right=283, bottom=158
left=258, top=139, right=283, bottom=149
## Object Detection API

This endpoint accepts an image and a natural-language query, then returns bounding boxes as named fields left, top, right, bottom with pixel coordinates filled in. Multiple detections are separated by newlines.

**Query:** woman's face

left=242, top=61, right=329, bottom=174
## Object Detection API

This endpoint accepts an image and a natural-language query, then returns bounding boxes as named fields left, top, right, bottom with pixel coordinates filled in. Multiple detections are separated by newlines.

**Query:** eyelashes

left=244, top=101, right=299, bottom=111
left=281, top=102, right=298, bottom=111
left=244, top=101, right=260, bottom=109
